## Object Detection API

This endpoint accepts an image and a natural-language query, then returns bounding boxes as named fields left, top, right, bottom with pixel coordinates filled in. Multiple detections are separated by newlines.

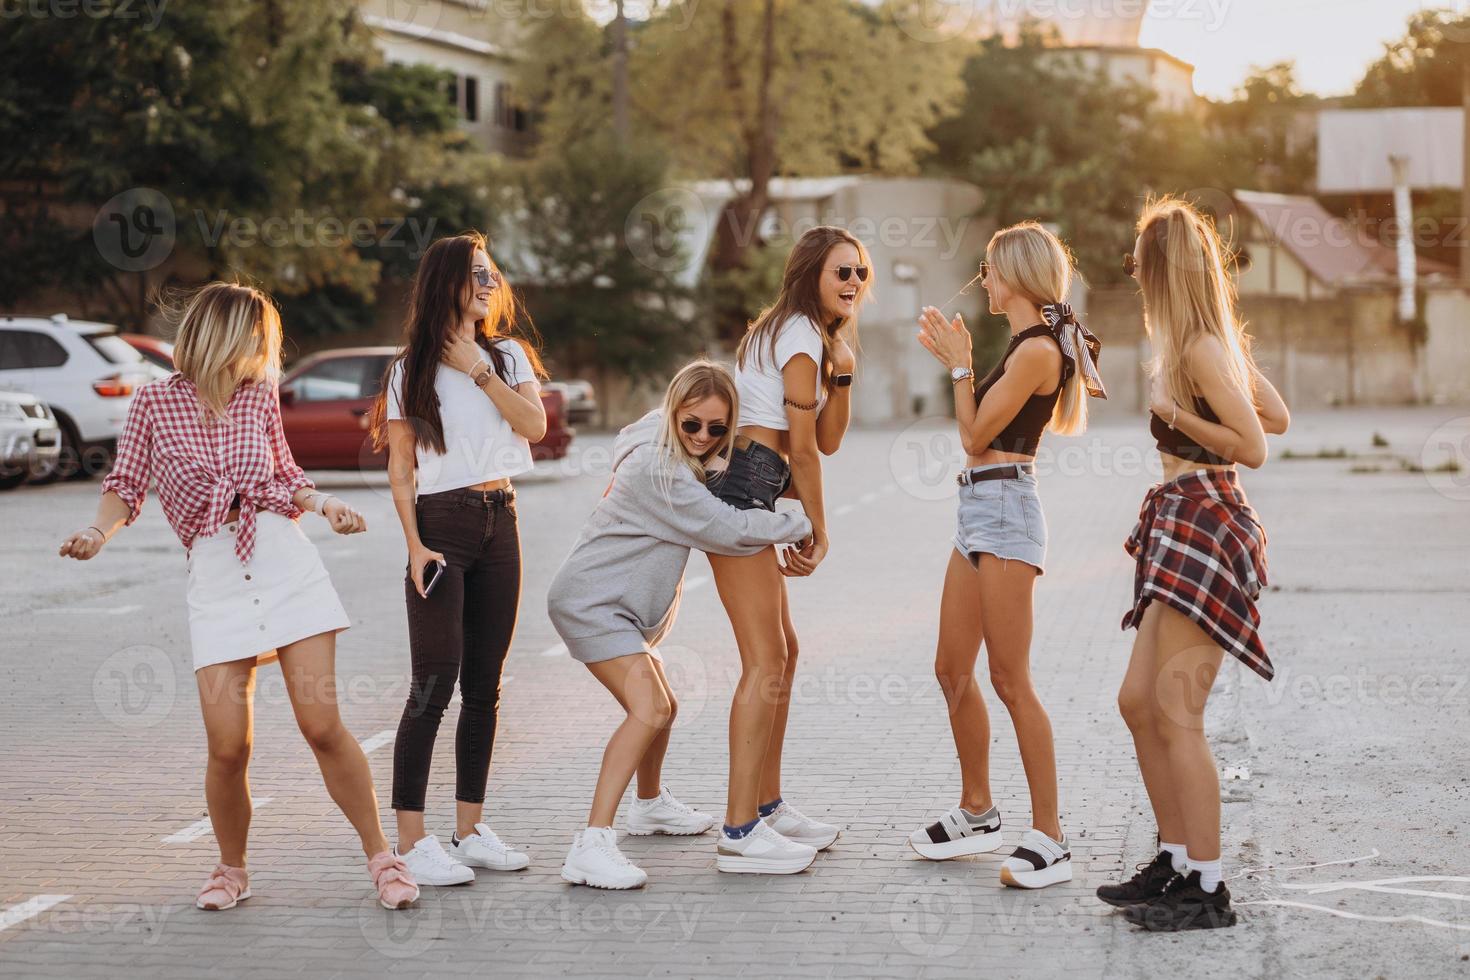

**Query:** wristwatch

left=833, top=373, right=854, bottom=388
left=950, top=366, right=974, bottom=384
left=471, top=362, right=492, bottom=387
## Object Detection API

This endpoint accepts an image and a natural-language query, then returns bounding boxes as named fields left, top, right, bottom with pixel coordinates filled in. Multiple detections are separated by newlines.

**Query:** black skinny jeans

left=391, top=488, right=521, bottom=812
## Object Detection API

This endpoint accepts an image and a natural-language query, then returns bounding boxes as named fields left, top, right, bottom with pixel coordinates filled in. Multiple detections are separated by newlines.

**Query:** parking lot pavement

left=2, top=408, right=1468, bottom=978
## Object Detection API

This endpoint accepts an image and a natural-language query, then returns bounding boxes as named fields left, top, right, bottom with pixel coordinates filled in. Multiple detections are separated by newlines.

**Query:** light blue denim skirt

left=953, top=465, right=1047, bottom=574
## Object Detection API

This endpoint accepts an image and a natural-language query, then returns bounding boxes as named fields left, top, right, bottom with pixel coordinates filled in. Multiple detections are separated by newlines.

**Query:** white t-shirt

left=386, top=338, right=538, bottom=496
left=736, top=314, right=828, bottom=430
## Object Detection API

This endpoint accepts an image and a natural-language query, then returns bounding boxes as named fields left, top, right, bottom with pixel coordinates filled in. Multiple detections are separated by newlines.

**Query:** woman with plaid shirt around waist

left=1096, top=199, right=1290, bottom=931
left=58, top=282, right=419, bottom=913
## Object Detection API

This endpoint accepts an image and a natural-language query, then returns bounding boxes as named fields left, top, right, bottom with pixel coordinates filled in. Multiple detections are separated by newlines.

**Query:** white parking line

left=162, top=797, right=274, bottom=844
left=540, top=643, right=567, bottom=658
left=0, top=895, right=70, bottom=932
left=34, top=605, right=141, bottom=615
left=833, top=504, right=856, bottom=517
left=358, top=729, right=395, bottom=754
left=858, top=492, right=878, bottom=506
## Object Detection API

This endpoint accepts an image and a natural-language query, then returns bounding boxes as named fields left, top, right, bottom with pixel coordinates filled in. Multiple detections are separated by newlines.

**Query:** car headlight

left=0, top=401, right=25, bottom=420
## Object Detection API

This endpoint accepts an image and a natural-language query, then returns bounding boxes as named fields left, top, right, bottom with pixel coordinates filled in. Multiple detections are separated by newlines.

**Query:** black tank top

left=973, top=324, right=1061, bottom=457
left=1151, top=396, right=1232, bottom=466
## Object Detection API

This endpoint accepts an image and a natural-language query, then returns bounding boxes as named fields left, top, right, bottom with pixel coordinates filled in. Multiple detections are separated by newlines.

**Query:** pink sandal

left=195, top=863, right=250, bottom=911
left=369, top=850, right=420, bottom=910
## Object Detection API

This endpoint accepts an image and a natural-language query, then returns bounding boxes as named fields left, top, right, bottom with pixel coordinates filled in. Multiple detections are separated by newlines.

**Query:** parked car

left=278, top=347, right=573, bottom=470
left=0, top=389, right=62, bottom=489
left=121, top=333, right=176, bottom=371
left=543, top=379, right=597, bottom=425
left=0, top=314, right=164, bottom=479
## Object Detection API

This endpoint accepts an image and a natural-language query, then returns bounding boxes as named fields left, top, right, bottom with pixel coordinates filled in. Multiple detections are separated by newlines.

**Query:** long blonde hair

left=985, top=221, right=1088, bottom=435
left=171, top=282, right=283, bottom=420
left=736, top=226, right=869, bottom=397
left=652, top=360, right=739, bottom=494
left=1135, top=197, right=1254, bottom=407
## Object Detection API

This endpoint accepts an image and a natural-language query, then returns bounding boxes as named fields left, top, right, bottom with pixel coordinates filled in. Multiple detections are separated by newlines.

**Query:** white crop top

left=386, top=338, right=538, bottom=496
left=736, top=315, right=827, bottom=430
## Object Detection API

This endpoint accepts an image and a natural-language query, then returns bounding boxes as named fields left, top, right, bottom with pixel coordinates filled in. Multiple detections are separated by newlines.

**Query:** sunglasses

left=472, top=267, right=501, bottom=288
left=979, top=261, right=991, bottom=284
left=832, top=265, right=869, bottom=283
left=1123, top=254, right=1138, bottom=278
left=680, top=418, right=729, bottom=438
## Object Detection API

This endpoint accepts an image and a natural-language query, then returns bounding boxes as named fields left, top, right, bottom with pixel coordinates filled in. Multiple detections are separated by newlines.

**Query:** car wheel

left=33, top=415, right=81, bottom=484
left=0, top=468, right=27, bottom=490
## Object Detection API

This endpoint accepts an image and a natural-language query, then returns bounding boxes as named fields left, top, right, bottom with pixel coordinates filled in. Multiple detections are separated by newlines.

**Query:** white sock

left=1189, top=854, right=1222, bottom=893
left=1160, top=841, right=1188, bottom=873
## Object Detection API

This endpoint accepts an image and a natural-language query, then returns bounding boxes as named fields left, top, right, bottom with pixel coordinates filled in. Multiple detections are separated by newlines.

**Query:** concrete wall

left=1083, top=287, right=1422, bottom=410
left=1423, top=286, right=1470, bottom=405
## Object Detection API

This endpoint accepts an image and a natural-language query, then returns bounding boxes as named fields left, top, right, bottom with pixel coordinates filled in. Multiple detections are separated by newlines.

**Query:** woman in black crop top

left=1101, top=197, right=1290, bottom=930
left=906, top=221, right=1106, bottom=889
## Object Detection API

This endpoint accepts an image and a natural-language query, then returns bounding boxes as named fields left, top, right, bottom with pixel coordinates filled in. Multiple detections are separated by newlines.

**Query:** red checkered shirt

left=99, top=373, right=313, bottom=564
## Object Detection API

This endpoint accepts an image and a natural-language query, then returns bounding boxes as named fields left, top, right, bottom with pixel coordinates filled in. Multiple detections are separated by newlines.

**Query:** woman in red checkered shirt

left=1098, top=199, right=1290, bottom=931
left=59, top=282, right=420, bottom=913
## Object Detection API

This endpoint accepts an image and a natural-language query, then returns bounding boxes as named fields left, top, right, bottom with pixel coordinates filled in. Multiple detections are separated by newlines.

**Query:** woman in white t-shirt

left=704, top=225, right=870, bottom=874
left=368, top=233, right=547, bottom=886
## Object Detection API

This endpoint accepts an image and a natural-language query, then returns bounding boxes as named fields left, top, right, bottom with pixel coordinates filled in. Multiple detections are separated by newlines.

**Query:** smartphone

left=422, top=559, right=446, bottom=598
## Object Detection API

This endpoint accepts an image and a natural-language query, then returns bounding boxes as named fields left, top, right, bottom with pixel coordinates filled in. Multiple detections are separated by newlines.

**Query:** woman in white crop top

left=703, top=225, right=870, bottom=873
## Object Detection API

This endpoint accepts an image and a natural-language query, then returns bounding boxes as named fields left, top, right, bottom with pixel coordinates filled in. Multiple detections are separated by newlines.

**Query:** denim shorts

left=953, top=465, right=1047, bottom=574
left=706, top=436, right=791, bottom=512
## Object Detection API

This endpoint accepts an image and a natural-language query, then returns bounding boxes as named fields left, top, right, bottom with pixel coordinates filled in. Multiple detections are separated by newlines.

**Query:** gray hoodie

left=547, top=411, right=812, bottom=664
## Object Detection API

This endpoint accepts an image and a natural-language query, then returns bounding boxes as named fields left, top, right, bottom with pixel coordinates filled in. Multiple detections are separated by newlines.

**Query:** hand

left=917, top=306, right=972, bottom=372
left=1149, top=373, right=1175, bottom=420
left=780, top=533, right=827, bottom=577
left=59, top=527, right=106, bottom=560
left=830, top=336, right=856, bottom=376
left=442, top=332, right=487, bottom=377
left=408, top=540, right=447, bottom=598
left=321, top=496, right=367, bottom=535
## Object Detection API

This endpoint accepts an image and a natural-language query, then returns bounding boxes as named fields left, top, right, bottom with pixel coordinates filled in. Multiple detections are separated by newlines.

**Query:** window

left=495, top=82, right=528, bottom=132
left=361, top=357, right=393, bottom=399
left=464, top=76, right=479, bottom=123
left=0, top=330, right=68, bottom=369
left=83, top=332, right=143, bottom=366
left=289, top=356, right=370, bottom=402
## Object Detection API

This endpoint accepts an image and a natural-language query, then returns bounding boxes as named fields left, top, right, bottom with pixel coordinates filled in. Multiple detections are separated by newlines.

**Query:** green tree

left=1352, top=9, right=1470, bottom=107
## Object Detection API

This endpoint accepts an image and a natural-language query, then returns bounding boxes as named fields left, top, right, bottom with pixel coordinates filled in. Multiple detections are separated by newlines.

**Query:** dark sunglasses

left=472, top=267, right=501, bottom=288
left=833, top=265, right=869, bottom=283
left=1123, top=254, right=1138, bottom=278
left=680, top=418, right=729, bottom=438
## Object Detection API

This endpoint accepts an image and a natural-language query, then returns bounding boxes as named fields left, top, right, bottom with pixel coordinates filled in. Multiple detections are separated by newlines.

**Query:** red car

left=278, top=347, right=572, bottom=470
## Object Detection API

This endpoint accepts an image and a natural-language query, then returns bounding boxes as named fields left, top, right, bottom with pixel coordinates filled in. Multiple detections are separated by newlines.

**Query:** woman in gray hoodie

left=549, top=361, right=811, bottom=889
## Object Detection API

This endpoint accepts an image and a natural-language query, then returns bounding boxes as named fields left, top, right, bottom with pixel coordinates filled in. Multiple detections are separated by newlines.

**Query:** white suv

left=0, top=314, right=163, bottom=478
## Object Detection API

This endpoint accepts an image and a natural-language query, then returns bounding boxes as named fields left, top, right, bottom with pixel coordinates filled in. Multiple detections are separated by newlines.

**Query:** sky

left=1138, top=0, right=1440, bottom=98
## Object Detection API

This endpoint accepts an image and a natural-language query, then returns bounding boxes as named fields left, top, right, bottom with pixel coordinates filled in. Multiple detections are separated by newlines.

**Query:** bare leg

left=709, top=549, right=788, bottom=826
left=756, top=580, right=798, bottom=806
left=634, top=658, right=679, bottom=801
left=933, top=550, right=992, bottom=814
left=974, top=555, right=1060, bottom=840
left=1149, top=605, right=1226, bottom=862
left=196, top=659, right=257, bottom=868
left=585, top=653, right=674, bottom=828
left=1117, top=602, right=1188, bottom=845
left=277, top=631, right=391, bottom=858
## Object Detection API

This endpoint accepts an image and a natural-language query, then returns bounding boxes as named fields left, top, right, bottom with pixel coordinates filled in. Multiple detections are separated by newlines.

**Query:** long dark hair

left=735, top=225, right=869, bottom=397
left=370, top=232, right=545, bottom=454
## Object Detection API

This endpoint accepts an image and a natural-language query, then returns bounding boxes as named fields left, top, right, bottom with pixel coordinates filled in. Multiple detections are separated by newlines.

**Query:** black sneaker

left=1124, top=870, right=1237, bottom=931
left=1096, top=851, right=1177, bottom=908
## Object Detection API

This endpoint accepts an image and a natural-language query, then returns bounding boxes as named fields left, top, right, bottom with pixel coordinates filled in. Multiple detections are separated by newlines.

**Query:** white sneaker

left=716, top=821, right=818, bottom=875
left=761, top=800, right=840, bottom=850
left=561, top=827, right=648, bottom=890
left=908, top=805, right=1004, bottom=860
left=1000, top=828, right=1074, bottom=889
left=626, top=788, right=718, bottom=837
left=400, top=835, right=474, bottom=886
left=451, top=822, right=530, bottom=872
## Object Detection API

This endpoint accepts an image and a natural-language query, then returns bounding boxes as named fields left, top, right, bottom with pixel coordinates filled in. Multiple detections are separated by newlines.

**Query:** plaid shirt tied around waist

left=98, top=373, right=313, bottom=564
left=1121, top=468, right=1273, bottom=681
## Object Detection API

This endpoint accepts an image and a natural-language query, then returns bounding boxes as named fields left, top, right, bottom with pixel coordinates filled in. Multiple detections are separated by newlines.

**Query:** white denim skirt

left=186, top=511, right=351, bottom=672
